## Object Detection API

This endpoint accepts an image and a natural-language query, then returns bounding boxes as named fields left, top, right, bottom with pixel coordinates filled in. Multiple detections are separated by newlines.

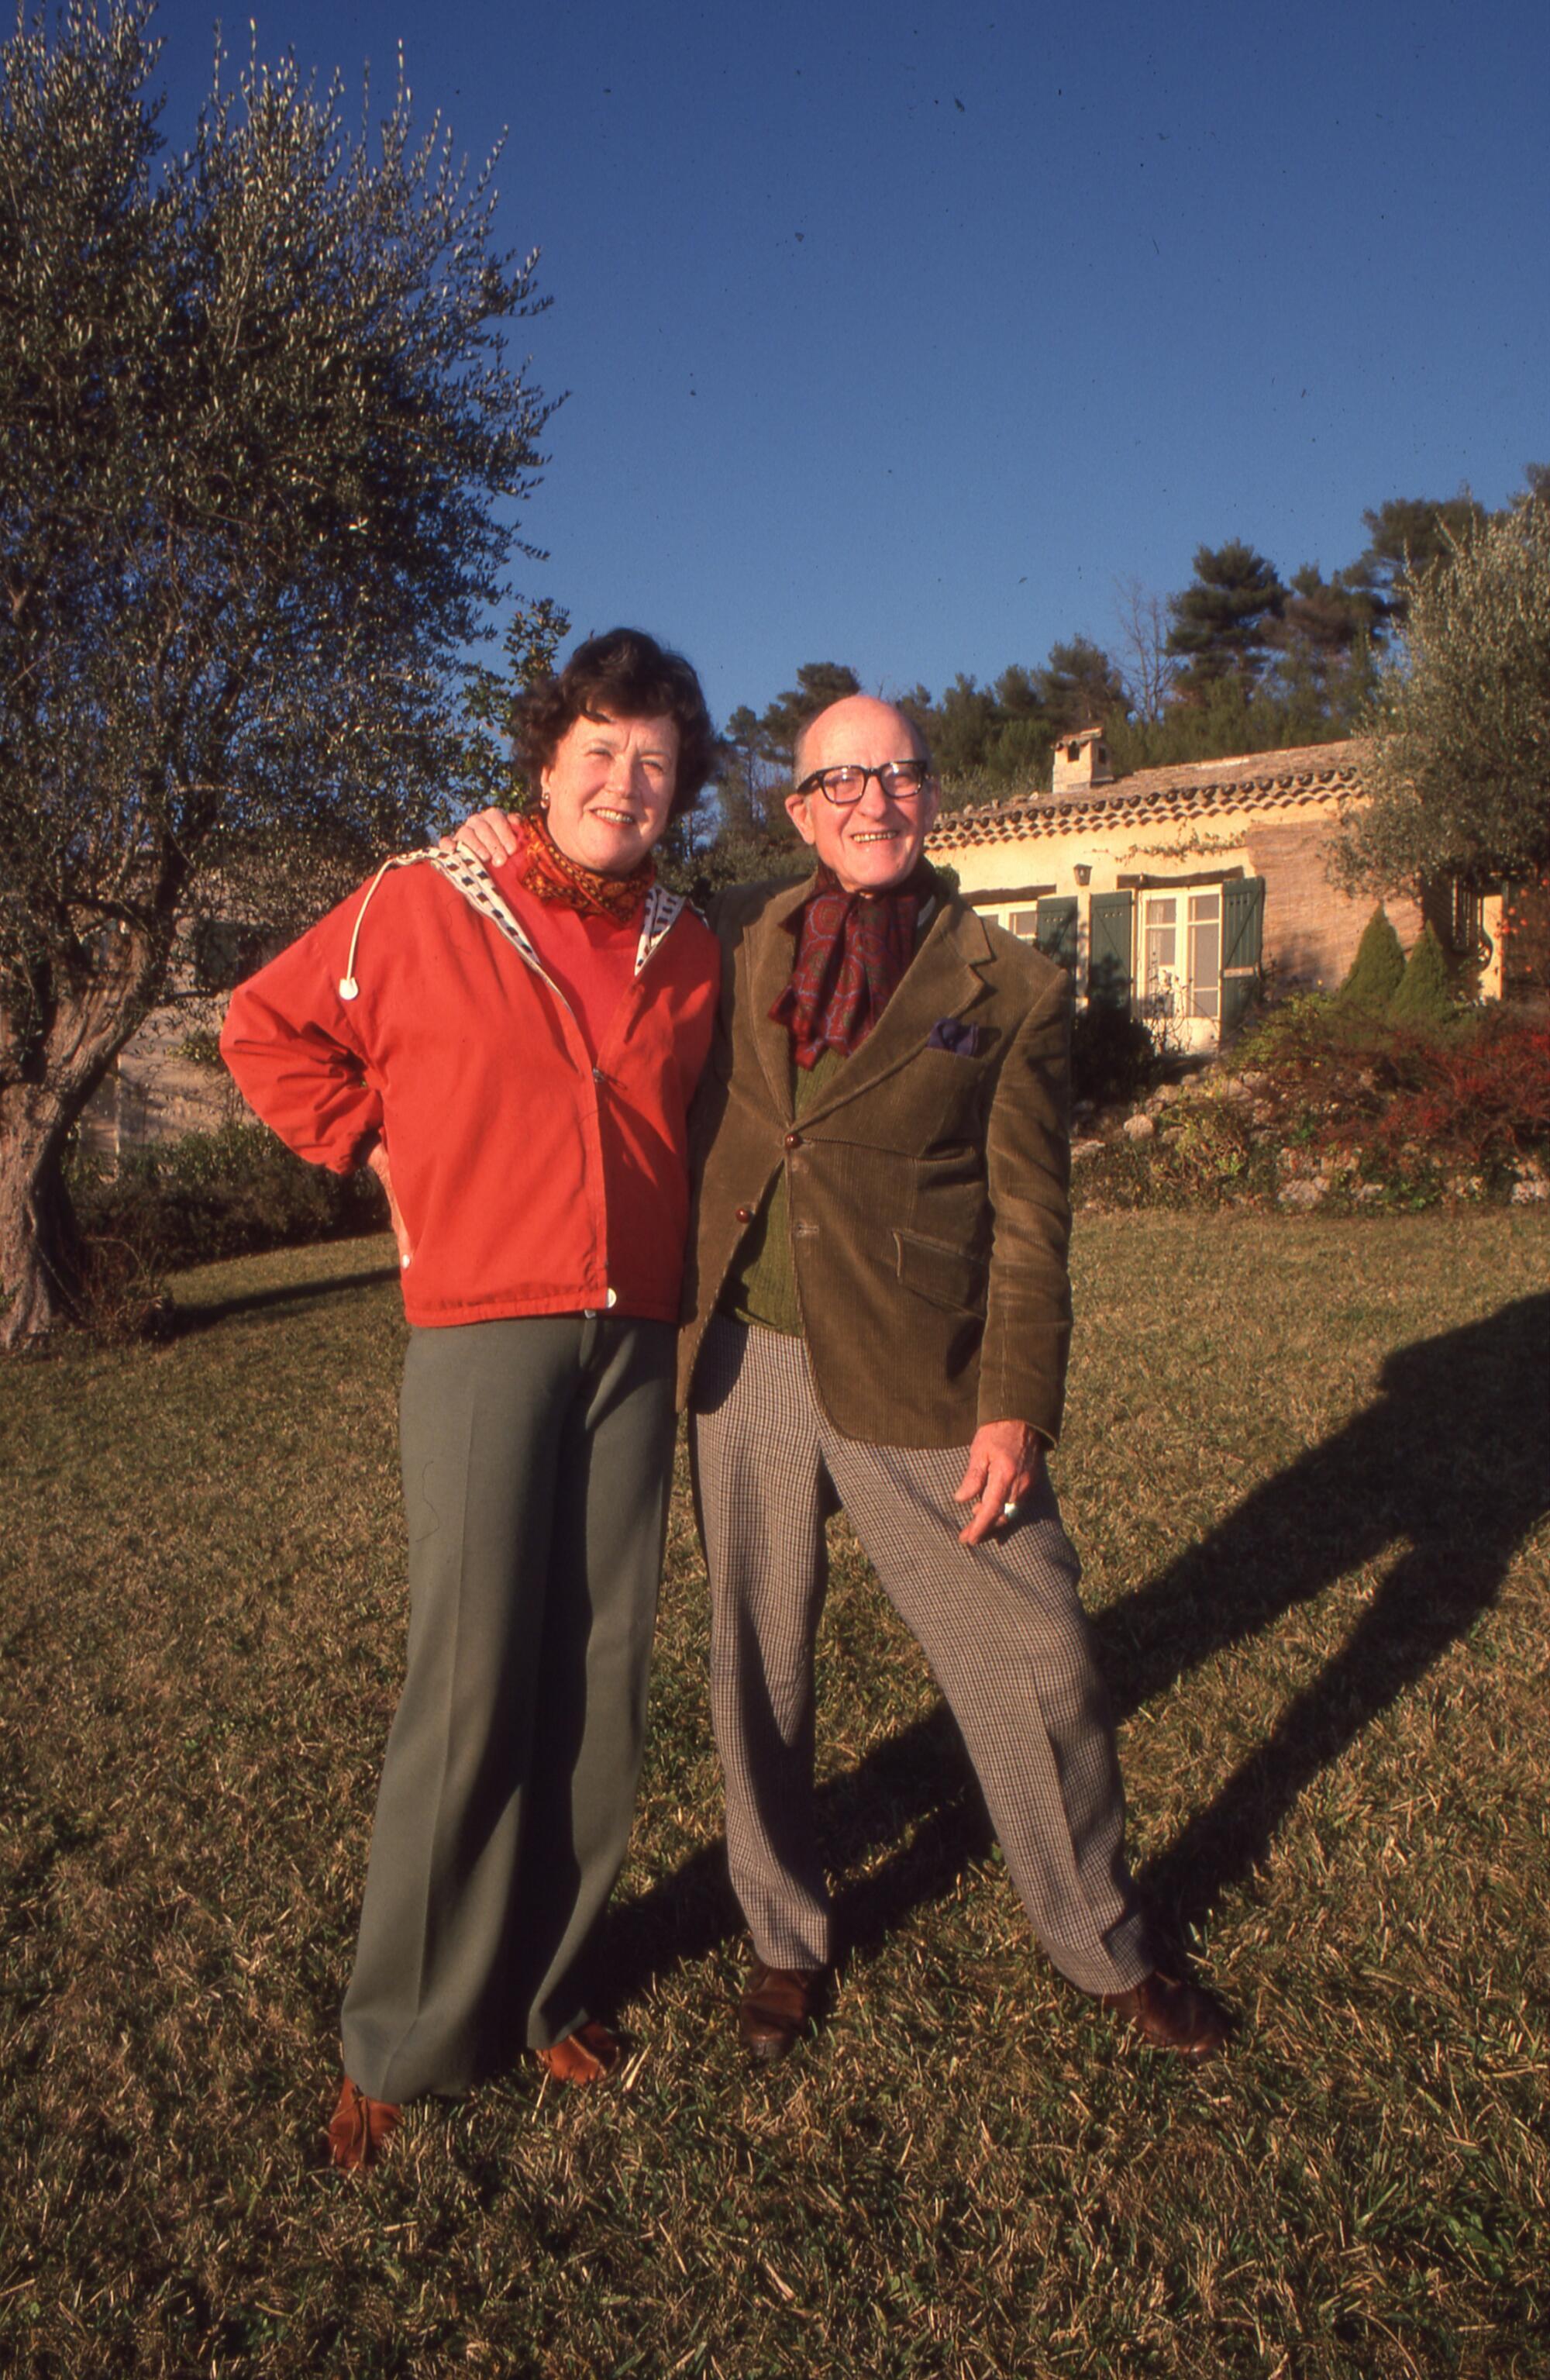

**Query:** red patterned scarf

left=515, top=812, right=654, bottom=922
left=771, top=862, right=930, bottom=1068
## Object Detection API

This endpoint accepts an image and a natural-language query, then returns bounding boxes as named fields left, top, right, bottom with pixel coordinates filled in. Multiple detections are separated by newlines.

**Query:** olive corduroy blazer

left=677, top=874, right=1074, bottom=1448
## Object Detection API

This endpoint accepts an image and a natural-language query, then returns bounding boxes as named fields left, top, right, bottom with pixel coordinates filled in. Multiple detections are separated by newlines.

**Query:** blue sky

left=152, top=0, right=1550, bottom=725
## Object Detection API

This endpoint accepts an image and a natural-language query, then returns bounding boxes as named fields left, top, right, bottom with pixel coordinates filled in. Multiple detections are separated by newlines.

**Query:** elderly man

left=456, top=693, right=1226, bottom=2064
left=677, top=694, right=1227, bottom=2063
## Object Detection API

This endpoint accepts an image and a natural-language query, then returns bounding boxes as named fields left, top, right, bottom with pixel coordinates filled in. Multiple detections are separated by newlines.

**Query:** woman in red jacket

left=222, top=630, right=721, bottom=2170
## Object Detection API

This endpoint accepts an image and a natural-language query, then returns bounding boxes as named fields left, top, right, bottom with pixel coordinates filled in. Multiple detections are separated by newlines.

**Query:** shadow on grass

left=1125, top=1286, right=1550, bottom=1934
left=171, top=1263, right=399, bottom=1334
left=604, top=1289, right=1550, bottom=2000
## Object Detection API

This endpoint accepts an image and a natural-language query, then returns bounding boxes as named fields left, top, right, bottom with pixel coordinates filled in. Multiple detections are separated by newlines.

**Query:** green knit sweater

left=718, top=1045, right=845, bottom=1336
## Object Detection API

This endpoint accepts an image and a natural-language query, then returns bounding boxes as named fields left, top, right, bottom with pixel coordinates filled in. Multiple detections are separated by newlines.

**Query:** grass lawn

left=2, top=1212, right=1547, bottom=2378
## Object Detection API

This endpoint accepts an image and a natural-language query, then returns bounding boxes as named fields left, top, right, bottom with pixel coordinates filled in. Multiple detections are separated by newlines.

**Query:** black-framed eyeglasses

left=794, top=760, right=935, bottom=805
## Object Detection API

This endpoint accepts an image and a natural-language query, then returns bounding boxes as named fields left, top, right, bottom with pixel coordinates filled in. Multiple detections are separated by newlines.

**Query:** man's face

left=783, top=695, right=939, bottom=895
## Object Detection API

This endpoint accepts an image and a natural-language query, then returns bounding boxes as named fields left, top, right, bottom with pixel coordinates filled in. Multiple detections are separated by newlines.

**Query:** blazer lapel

left=742, top=876, right=812, bottom=1123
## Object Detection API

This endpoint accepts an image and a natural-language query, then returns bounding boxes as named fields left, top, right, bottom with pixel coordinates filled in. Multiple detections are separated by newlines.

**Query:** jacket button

left=735, top=1205, right=753, bottom=1223
left=592, top=1065, right=604, bottom=1083
left=784, top=1131, right=802, bottom=1149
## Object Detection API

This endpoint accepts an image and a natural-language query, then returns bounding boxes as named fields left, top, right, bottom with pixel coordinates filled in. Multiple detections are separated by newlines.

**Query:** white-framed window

left=1142, top=895, right=1176, bottom=1013
left=1004, top=907, right=1039, bottom=940
left=1141, top=888, right=1221, bottom=1021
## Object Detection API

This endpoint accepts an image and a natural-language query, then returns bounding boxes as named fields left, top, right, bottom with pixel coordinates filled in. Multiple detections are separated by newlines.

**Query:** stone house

left=926, top=730, right=1525, bottom=1054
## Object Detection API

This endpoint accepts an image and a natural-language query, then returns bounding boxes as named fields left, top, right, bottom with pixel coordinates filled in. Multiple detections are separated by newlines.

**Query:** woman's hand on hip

left=365, top=1142, right=412, bottom=1270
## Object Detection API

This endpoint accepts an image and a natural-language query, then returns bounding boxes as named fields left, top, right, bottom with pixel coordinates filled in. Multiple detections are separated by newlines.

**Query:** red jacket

left=220, top=850, right=720, bottom=1328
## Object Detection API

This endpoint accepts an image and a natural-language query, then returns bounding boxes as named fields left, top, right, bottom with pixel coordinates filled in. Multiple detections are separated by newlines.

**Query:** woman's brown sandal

left=326, top=2075, right=401, bottom=2170
left=534, top=2020, right=622, bottom=2085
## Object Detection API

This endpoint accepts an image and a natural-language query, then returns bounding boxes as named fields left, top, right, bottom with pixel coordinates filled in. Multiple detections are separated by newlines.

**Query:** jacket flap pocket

left=893, top=1227, right=986, bottom=1316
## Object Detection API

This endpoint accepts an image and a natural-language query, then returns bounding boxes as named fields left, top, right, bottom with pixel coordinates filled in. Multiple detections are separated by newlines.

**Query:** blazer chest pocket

left=911, top=1044, right=993, bottom=1140
left=893, top=1226, right=987, bottom=1317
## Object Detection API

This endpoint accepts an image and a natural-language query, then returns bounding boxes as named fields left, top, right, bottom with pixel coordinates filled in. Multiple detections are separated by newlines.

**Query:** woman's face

left=540, top=709, right=680, bottom=876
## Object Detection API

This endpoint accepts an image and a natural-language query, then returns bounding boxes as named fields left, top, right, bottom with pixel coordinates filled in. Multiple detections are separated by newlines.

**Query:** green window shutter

left=1035, top=895, right=1079, bottom=971
left=1221, top=876, right=1266, bottom=1033
left=1087, top=890, right=1134, bottom=1009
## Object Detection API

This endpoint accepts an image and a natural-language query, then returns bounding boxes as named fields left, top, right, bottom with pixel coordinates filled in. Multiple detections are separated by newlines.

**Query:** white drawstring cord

left=338, top=854, right=422, bottom=999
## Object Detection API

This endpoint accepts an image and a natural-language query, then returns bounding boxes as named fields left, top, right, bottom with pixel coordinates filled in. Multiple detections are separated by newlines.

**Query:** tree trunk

left=0, top=1086, right=88, bottom=1350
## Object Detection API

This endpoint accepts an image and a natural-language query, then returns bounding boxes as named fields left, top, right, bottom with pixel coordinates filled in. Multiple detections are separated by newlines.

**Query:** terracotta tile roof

left=928, top=736, right=1369, bottom=851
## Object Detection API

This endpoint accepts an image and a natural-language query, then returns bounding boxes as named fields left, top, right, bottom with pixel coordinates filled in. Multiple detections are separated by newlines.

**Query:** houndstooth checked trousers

left=689, top=1316, right=1153, bottom=1996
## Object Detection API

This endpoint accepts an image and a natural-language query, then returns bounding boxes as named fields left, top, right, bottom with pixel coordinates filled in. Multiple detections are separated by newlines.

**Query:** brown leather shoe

left=534, top=2020, right=622, bottom=2085
left=1101, top=1971, right=1231, bottom=2060
left=326, top=2075, right=401, bottom=2171
left=738, top=1963, right=825, bottom=2063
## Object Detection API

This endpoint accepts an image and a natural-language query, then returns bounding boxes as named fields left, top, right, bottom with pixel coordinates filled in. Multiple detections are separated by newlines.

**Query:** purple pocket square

left=927, top=1018, right=981, bottom=1055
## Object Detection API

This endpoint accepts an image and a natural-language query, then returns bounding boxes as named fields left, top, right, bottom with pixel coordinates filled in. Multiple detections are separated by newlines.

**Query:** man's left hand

left=439, top=806, right=522, bottom=868
left=954, top=1421, right=1043, bottom=1546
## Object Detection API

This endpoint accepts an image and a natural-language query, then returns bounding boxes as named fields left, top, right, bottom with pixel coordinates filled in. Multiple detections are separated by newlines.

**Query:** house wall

left=935, top=797, right=1424, bottom=1010
left=1239, top=821, right=1422, bottom=992
left=1501, top=880, right=1550, bottom=999
left=1479, top=895, right=1505, bottom=1002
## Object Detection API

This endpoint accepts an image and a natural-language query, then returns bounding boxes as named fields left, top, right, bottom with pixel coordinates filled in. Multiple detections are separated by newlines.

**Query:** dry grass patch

left=2, top=1217, right=1546, bottom=2375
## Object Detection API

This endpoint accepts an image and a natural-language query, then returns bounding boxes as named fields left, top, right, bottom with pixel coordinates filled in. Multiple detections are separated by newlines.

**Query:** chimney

left=1051, top=726, right=1114, bottom=796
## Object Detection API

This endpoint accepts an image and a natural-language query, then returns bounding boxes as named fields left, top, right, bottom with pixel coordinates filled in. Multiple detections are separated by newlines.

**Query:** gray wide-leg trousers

left=690, top=1317, right=1152, bottom=1997
left=342, top=1313, right=676, bottom=2102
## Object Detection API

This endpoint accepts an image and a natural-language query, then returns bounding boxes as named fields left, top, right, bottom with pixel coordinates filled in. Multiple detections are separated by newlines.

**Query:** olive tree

left=1331, top=502, right=1550, bottom=899
left=0, top=1, right=553, bottom=1344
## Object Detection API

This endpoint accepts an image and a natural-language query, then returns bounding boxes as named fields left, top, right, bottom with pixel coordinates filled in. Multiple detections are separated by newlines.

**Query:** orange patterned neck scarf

left=515, top=812, right=654, bottom=922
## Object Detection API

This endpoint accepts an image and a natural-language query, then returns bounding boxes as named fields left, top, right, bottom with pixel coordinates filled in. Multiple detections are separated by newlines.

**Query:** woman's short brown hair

left=515, top=628, right=716, bottom=820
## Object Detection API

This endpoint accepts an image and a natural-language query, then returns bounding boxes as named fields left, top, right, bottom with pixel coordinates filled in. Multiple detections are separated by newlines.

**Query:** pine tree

left=1354, top=494, right=1488, bottom=627
left=1337, top=909, right=1407, bottom=1012
left=1388, top=923, right=1458, bottom=1030
left=1166, top=542, right=1286, bottom=699
left=759, top=664, right=863, bottom=770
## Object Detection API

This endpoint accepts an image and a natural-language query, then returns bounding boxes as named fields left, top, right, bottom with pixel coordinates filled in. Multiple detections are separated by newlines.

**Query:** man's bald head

left=792, top=695, right=932, bottom=791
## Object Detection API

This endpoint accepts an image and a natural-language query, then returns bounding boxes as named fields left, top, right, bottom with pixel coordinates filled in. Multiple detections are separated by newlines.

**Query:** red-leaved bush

left=1366, top=1022, right=1550, bottom=1171
left=1074, top=998, right=1550, bottom=1214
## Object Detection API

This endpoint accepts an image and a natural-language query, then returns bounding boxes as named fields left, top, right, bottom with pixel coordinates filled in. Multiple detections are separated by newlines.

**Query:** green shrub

left=1071, top=1002, right=1157, bottom=1107
left=1388, top=922, right=1459, bottom=1030
left=1231, top=991, right=1338, bottom=1068
left=1336, top=907, right=1405, bottom=1013
left=72, top=1123, right=385, bottom=1275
